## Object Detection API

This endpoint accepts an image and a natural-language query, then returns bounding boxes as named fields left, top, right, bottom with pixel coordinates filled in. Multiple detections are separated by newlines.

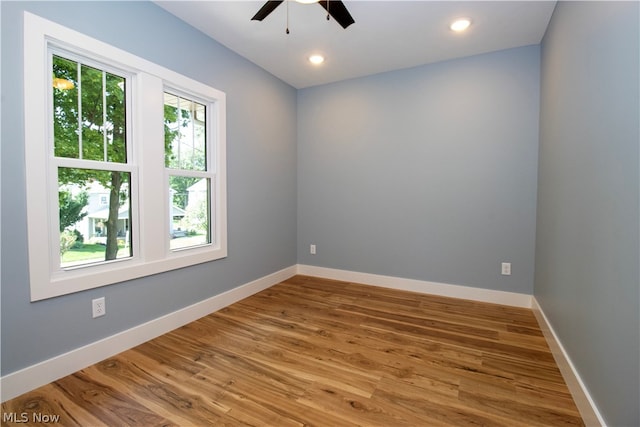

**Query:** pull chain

left=286, top=0, right=290, bottom=34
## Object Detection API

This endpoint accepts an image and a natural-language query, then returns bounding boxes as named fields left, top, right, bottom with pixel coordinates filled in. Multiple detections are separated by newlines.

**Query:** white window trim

left=24, top=12, right=227, bottom=301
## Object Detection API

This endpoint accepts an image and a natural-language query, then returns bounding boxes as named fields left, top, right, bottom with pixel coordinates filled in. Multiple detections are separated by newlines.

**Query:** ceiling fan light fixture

left=308, top=54, right=325, bottom=65
left=252, top=0, right=354, bottom=29
left=450, top=18, right=471, bottom=32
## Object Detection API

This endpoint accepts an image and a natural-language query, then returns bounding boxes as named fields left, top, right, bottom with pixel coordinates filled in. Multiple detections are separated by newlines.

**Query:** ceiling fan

left=251, top=0, right=355, bottom=30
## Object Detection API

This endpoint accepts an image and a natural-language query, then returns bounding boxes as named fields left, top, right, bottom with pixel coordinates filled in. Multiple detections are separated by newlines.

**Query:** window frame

left=24, top=12, right=227, bottom=301
left=49, top=48, right=137, bottom=271
left=163, top=87, right=218, bottom=252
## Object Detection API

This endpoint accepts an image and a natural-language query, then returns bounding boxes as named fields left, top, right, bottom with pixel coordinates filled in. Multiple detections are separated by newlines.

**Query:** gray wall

left=4, top=3, right=638, bottom=424
left=297, top=46, right=540, bottom=294
left=1, top=1, right=297, bottom=375
left=535, top=2, right=640, bottom=426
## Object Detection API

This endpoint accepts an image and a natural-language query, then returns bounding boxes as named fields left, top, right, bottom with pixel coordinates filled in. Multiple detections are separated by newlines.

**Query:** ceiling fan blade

left=318, top=0, right=355, bottom=29
left=251, top=1, right=285, bottom=21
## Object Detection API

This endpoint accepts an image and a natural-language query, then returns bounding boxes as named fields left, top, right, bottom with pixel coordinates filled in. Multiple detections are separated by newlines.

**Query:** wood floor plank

left=297, top=382, right=432, bottom=427
left=0, top=385, right=107, bottom=427
left=372, top=376, right=527, bottom=427
left=1, top=275, right=584, bottom=426
left=95, top=355, right=228, bottom=425
left=54, top=371, right=177, bottom=426
left=361, top=315, right=559, bottom=364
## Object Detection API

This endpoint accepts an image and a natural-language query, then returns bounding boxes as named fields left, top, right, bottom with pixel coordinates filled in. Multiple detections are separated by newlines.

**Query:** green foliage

left=53, top=55, right=126, bottom=167
left=71, top=229, right=84, bottom=249
left=59, top=230, right=77, bottom=256
left=53, top=55, right=128, bottom=260
left=164, top=103, right=180, bottom=167
left=61, top=242, right=128, bottom=264
left=58, top=190, right=89, bottom=232
left=183, top=197, right=208, bottom=234
left=170, top=175, right=199, bottom=209
left=164, top=95, right=206, bottom=171
left=53, top=55, right=200, bottom=263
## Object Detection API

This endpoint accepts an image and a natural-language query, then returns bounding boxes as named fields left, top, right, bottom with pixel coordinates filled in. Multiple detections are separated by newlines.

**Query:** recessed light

left=450, top=18, right=471, bottom=32
left=309, top=54, right=325, bottom=65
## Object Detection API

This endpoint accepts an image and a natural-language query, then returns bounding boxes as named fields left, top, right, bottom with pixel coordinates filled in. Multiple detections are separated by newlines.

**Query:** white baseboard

left=296, top=264, right=532, bottom=308
left=2, top=261, right=599, bottom=427
left=0, top=265, right=297, bottom=402
left=299, top=265, right=605, bottom=424
left=531, top=298, right=606, bottom=427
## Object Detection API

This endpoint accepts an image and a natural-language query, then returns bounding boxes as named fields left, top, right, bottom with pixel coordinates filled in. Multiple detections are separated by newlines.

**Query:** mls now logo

left=3, top=412, right=61, bottom=423
left=2, top=413, right=28, bottom=423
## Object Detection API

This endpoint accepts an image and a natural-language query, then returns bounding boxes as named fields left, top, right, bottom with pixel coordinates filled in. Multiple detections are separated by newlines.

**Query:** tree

left=58, top=190, right=89, bottom=232
left=165, top=96, right=206, bottom=231
left=59, top=230, right=77, bottom=256
left=53, top=55, right=183, bottom=262
left=165, top=103, right=195, bottom=209
left=53, top=56, right=128, bottom=261
left=183, top=195, right=208, bottom=233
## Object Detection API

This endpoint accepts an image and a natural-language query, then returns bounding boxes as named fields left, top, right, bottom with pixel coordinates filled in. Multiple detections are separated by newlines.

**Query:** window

left=24, top=12, right=227, bottom=301
left=164, top=93, right=212, bottom=250
left=52, top=53, right=134, bottom=268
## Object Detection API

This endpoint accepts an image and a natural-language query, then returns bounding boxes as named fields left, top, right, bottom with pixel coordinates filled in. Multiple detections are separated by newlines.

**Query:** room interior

left=1, top=1, right=638, bottom=426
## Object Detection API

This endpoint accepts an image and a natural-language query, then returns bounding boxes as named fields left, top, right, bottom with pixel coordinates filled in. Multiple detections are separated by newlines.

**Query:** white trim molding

left=2, top=262, right=602, bottom=426
left=297, top=264, right=533, bottom=308
left=0, top=266, right=297, bottom=402
left=531, top=298, right=606, bottom=427
left=23, top=12, right=228, bottom=301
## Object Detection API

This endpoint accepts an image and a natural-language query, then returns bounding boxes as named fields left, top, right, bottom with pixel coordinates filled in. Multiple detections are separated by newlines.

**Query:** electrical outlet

left=501, top=262, right=512, bottom=276
left=310, top=244, right=316, bottom=255
left=92, top=297, right=106, bottom=318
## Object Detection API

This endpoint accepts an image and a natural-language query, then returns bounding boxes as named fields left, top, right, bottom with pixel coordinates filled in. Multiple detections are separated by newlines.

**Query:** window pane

left=59, top=167, right=132, bottom=267
left=53, top=56, right=79, bottom=158
left=169, top=176, right=210, bottom=250
left=105, top=73, right=127, bottom=163
left=164, top=93, right=206, bottom=171
left=81, top=64, right=104, bottom=161
left=52, top=55, right=127, bottom=163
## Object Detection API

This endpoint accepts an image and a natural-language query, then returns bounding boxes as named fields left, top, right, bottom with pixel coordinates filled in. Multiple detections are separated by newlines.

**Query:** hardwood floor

left=2, top=275, right=583, bottom=426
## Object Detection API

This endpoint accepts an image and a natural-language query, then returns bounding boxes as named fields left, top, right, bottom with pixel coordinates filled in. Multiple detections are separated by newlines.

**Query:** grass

left=61, top=243, right=130, bottom=265
left=61, top=234, right=206, bottom=266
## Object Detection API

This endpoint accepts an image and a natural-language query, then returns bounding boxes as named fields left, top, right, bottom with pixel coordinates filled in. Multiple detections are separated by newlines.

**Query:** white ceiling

left=155, top=1, right=556, bottom=89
